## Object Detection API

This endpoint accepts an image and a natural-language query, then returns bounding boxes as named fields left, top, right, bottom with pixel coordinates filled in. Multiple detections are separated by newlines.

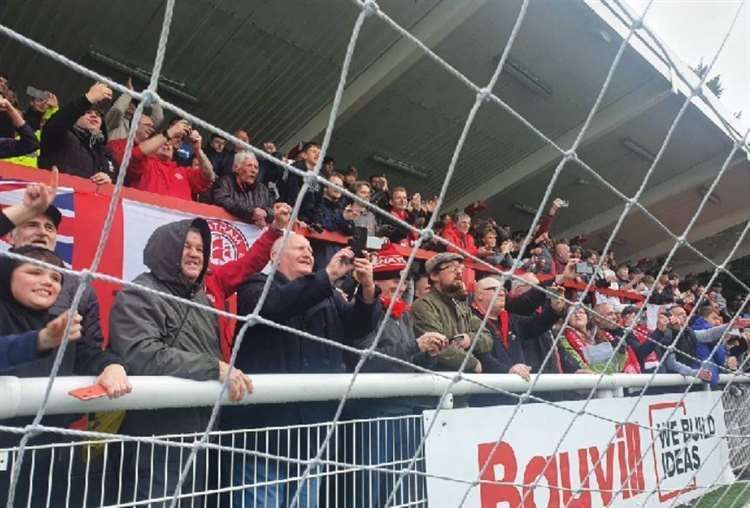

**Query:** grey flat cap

left=425, top=252, right=464, bottom=274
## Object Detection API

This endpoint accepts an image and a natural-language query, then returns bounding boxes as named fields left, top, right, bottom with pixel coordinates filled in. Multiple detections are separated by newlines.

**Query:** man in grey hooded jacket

left=110, top=218, right=252, bottom=507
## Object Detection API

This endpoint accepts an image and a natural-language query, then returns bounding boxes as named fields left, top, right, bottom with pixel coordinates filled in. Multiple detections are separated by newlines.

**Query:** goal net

left=0, top=0, right=749, bottom=507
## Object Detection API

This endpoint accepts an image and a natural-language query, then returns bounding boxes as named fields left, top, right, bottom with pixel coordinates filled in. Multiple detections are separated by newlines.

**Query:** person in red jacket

left=205, top=202, right=293, bottom=361
left=127, top=119, right=215, bottom=200
left=442, top=212, right=484, bottom=292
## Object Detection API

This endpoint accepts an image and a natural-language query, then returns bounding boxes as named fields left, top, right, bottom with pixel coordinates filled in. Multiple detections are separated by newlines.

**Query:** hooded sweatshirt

left=38, top=96, right=115, bottom=179
left=110, top=218, right=220, bottom=435
left=0, top=246, right=121, bottom=448
left=0, top=246, right=121, bottom=378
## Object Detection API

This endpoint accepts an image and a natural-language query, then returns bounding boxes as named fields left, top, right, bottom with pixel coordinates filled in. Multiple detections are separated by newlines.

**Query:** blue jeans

left=232, top=459, right=319, bottom=508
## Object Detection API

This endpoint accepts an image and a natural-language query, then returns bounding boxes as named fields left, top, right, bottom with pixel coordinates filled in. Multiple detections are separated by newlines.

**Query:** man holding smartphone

left=411, top=252, right=493, bottom=373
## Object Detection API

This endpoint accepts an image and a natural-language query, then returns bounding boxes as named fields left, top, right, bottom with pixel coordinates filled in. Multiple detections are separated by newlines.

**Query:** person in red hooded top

left=205, top=202, right=292, bottom=361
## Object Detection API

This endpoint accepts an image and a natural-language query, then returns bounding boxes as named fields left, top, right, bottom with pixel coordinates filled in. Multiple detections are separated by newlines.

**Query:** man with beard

left=411, top=252, right=493, bottom=372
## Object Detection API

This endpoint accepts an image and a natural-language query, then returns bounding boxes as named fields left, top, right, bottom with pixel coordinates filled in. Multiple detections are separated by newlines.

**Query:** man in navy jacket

left=221, top=232, right=380, bottom=507
left=470, top=275, right=566, bottom=406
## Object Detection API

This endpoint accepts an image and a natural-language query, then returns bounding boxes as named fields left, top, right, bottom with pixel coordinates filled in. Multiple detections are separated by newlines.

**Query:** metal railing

left=4, top=373, right=750, bottom=418
left=2, top=373, right=750, bottom=507
left=0, top=416, right=426, bottom=508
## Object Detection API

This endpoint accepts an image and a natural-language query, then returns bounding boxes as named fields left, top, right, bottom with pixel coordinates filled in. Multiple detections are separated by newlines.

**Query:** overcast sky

left=626, top=0, right=749, bottom=126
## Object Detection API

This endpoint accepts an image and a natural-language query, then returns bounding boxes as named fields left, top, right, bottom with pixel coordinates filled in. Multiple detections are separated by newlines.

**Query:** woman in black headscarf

left=0, top=246, right=130, bottom=507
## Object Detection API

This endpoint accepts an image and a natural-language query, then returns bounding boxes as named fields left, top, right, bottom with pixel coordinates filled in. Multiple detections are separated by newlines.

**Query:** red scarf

left=564, top=327, right=591, bottom=366
left=472, top=303, right=510, bottom=350
left=632, top=324, right=658, bottom=369
left=596, top=328, right=641, bottom=374
left=380, top=297, right=410, bottom=319
left=498, top=309, right=510, bottom=350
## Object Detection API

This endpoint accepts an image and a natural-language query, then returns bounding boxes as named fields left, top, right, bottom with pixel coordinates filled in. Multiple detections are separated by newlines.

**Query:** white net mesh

left=0, top=0, right=749, bottom=507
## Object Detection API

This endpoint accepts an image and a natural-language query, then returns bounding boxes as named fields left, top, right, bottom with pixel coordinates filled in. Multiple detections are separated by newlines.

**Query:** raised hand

left=271, top=202, right=292, bottom=230
left=326, top=247, right=355, bottom=283
left=85, top=82, right=113, bottom=104
left=38, top=312, right=82, bottom=351
left=23, top=167, right=58, bottom=214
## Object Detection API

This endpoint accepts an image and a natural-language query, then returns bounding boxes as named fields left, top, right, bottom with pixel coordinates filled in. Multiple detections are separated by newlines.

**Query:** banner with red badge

left=423, top=391, right=733, bottom=507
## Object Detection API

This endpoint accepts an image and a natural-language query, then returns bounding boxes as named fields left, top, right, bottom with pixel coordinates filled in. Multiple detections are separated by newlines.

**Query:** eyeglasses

left=439, top=263, right=464, bottom=273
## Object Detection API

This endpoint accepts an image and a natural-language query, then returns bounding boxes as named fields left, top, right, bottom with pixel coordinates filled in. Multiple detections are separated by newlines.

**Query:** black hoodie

left=110, top=218, right=220, bottom=436
left=0, top=246, right=120, bottom=379
left=0, top=246, right=121, bottom=460
left=38, top=95, right=115, bottom=179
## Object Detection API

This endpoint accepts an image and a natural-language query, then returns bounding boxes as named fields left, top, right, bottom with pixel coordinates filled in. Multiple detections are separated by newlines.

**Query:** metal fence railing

left=3, top=374, right=750, bottom=507
left=722, top=385, right=750, bottom=477
left=0, top=415, right=427, bottom=508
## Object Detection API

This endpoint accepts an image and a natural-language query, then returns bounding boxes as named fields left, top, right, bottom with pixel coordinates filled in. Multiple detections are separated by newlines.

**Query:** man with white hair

left=471, top=276, right=566, bottom=382
left=211, top=150, right=273, bottom=227
left=222, top=236, right=380, bottom=507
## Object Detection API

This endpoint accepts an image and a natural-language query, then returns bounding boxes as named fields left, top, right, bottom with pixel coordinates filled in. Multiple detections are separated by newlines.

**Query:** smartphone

left=348, top=226, right=368, bottom=258
left=68, top=384, right=108, bottom=401
left=26, top=85, right=48, bottom=101
left=449, top=334, right=464, bottom=344
left=576, top=262, right=594, bottom=275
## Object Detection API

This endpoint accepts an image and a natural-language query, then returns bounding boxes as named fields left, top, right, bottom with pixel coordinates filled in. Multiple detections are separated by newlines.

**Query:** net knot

left=79, top=268, right=93, bottom=284
left=631, top=19, right=643, bottom=30
left=419, top=228, right=434, bottom=242
left=245, top=313, right=259, bottom=327
left=140, top=89, right=160, bottom=107
left=362, top=0, right=379, bottom=16
left=303, top=171, right=318, bottom=186
left=562, top=149, right=576, bottom=161
left=477, top=86, right=492, bottom=103
left=452, top=373, right=463, bottom=384
left=308, top=457, right=322, bottom=468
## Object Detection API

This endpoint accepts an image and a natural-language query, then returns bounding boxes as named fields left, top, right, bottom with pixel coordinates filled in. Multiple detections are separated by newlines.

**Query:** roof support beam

left=622, top=204, right=750, bottom=262
left=280, top=0, right=488, bottom=149
left=677, top=239, right=750, bottom=276
left=446, top=78, right=673, bottom=210
left=557, top=152, right=747, bottom=240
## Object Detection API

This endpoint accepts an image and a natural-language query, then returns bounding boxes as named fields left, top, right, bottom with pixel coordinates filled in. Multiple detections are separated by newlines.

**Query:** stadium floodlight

left=622, top=137, right=657, bottom=162
left=370, top=153, right=429, bottom=179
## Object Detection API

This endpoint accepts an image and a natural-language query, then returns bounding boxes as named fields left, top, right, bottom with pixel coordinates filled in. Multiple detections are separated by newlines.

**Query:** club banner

left=423, top=391, right=734, bottom=507
left=1, top=176, right=263, bottom=340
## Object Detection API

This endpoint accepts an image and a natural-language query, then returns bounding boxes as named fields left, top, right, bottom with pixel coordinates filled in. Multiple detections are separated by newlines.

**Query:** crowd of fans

left=1, top=77, right=750, bottom=506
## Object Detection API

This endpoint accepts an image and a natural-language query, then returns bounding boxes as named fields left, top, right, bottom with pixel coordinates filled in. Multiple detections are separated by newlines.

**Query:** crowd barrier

left=2, top=374, right=749, bottom=507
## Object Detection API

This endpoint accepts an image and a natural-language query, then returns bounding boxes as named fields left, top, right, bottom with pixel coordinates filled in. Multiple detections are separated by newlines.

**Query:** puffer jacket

left=411, top=289, right=492, bottom=371
left=110, top=218, right=220, bottom=435
left=38, top=96, right=115, bottom=179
